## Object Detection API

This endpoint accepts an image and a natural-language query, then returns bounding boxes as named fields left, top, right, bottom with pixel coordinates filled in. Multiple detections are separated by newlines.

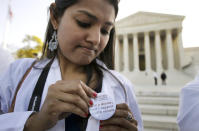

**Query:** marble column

left=133, top=33, right=139, bottom=72
left=114, top=36, right=120, bottom=71
left=144, top=32, right=151, bottom=72
left=155, top=30, right=163, bottom=73
left=166, top=29, right=174, bottom=70
left=123, top=34, right=129, bottom=72
left=177, top=28, right=184, bottom=69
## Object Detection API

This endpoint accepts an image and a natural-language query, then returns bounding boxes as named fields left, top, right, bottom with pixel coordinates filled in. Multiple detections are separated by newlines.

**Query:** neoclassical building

left=114, top=12, right=192, bottom=86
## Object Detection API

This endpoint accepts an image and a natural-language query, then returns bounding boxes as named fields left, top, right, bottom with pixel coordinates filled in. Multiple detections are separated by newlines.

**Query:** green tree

left=15, top=35, right=43, bottom=58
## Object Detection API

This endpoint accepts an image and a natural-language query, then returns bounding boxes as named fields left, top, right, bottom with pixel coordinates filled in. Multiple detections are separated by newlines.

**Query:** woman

left=0, top=0, right=143, bottom=130
left=177, top=72, right=199, bottom=131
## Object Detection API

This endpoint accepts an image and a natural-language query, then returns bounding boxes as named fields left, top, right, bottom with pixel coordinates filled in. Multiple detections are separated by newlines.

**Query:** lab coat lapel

left=40, top=58, right=62, bottom=107
left=86, top=71, right=116, bottom=131
left=40, top=58, right=65, bottom=131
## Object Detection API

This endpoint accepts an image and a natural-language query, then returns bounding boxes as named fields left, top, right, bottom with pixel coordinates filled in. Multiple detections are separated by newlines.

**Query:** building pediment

left=116, top=11, right=185, bottom=28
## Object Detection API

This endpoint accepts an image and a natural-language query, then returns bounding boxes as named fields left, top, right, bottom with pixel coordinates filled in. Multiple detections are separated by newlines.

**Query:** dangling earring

left=48, top=31, right=58, bottom=51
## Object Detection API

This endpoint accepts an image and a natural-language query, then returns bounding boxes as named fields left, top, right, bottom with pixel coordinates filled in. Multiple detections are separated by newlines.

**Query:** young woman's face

left=56, top=0, right=115, bottom=65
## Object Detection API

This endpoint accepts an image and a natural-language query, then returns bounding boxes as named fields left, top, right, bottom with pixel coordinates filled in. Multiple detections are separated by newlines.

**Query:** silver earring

left=48, top=31, right=58, bottom=51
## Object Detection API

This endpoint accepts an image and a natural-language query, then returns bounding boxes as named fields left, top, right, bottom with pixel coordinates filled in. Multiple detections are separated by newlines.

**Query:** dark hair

left=41, top=0, right=119, bottom=69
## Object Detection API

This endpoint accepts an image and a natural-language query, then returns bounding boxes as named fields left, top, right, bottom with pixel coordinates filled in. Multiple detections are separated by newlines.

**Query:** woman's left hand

left=99, top=103, right=138, bottom=131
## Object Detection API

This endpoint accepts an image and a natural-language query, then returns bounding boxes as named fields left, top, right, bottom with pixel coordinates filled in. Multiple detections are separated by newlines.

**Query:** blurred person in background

left=160, top=72, right=167, bottom=85
left=177, top=71, right=199, bottom=131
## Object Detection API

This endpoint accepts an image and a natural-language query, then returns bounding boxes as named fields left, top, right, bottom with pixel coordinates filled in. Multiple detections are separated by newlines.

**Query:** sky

left=0, top=0, right=198, bottom=52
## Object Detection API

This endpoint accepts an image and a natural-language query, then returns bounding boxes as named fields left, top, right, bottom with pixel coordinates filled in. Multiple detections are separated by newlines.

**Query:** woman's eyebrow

left=77, top=10, right=114, bottom=26
left=77, top=10, right=98, bottom=21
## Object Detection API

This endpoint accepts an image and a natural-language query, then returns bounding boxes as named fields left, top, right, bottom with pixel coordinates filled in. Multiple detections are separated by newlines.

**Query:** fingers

left=116, top=103, right=134, bottom=117
left=113, top=109, right=138, bottom=126
left=56, top=80, right=97, bottom=97
left=55, top=80, right=97, bottom=106
left=80, top=80, right=97, bottom=98
left=54, top=92, right=89, bottom=114
left=116, top=103, right=131, bottom=112
left=113, top=109, right=129, bottom=117
left=100, top=103, right=138, bottom=131
left=46, top=80, right=96, bottom=118
left=100, top=117, right=137, bottom=130
left=45, top=99, right=88, bottom=119
left=56, top=101, right=88, bottom=118
left=36, top=80, right=96, bottom=130
left=116, top=104, right=137, bottom=126
left=116, top=103, right=137, bottom=126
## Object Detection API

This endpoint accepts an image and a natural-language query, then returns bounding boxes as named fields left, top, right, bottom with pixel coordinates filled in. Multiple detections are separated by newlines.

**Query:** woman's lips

left=80, top=46, right=96, bottom=55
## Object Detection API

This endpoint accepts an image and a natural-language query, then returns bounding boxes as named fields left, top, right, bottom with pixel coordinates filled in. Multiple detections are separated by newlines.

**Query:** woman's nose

left=86, top=27, right=101, bottom=45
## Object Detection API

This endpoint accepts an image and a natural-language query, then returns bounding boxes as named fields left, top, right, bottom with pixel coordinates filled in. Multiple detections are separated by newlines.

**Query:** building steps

left=144, top=128, right=174, bottom=131
left=135, top=87, right=180, bottom=131
left=137, top=97, right=179, bottom=106
left=142, top=115, right=178, bottom=131
left=139, top=104, right=178, bottom=116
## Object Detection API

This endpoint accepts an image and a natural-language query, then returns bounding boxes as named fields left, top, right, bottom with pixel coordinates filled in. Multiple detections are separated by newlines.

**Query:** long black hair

left=41, top=0, right=119, bottom=69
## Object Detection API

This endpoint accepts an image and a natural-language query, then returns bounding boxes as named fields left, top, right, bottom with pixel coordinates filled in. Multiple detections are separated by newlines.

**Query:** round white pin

left=89, top=93, right=116, bottom=120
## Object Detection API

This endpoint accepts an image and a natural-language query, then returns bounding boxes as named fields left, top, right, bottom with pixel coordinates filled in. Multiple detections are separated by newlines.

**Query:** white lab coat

left=177, top=72, right=199, bottom=131
left=0, top=58, right=143, bottom=131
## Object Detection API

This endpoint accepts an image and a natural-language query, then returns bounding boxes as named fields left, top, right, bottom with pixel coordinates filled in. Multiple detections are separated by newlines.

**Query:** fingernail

left=85, top=113, right=88, bottom=117
left=93, top=92, right=97, bottom=97
left=100, top=120, right=102, bottom=122
left=99, top=125, right=102, bottom=129
left=89, top=100, right=93, bottom=106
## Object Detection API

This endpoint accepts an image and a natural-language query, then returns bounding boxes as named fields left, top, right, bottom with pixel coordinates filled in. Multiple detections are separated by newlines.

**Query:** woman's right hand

left=24, top=80, right=97, bottom=131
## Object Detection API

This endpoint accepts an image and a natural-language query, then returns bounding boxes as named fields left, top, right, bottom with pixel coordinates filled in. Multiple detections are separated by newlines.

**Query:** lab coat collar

left=34, top=57, right=59, bottom=69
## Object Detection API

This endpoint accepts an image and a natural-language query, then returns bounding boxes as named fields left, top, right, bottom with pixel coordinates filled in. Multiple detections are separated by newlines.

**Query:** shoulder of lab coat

left=177, top=72, right=199, bottom=131
left=0, top=58, right=36, bottom=111
left=0, top=58, right=36, bottom=131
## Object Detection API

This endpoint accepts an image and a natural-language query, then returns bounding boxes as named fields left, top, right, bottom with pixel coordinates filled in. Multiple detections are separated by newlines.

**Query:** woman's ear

left=50, top=3, right=58, bottom=30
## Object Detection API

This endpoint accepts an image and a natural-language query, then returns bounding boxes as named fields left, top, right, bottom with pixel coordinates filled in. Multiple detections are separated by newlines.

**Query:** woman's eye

left=101, top=29, right=109, bottom=35
left=76, top=20, right=91, bottom=28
